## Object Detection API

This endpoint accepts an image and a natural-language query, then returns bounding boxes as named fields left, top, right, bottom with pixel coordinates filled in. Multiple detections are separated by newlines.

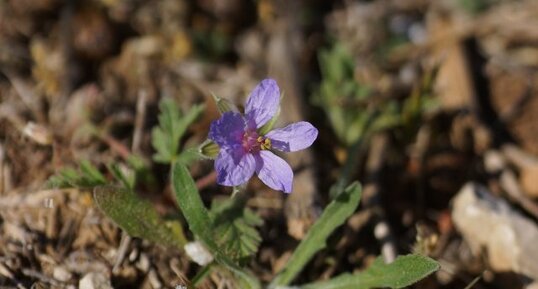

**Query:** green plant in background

left=46, top=160, right=107, bottom=189
left=315, top=42, right=438, bottom=147
left=47, top=89, right=439, bottom=288
left=315, top=43, right=372, bottom=146
left=152, top=98, right=205, bottom=164
left=458, top=0, right=499, bottom=14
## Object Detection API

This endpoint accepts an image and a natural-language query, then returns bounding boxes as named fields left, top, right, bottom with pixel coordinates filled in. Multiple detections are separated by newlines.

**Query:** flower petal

left=265, top=121, right=318, bottom=152
left=215, top=148, right=255, bottom=186
left=208, top=112, right=245, bottom=147
left=245, top=79, right=280, bottom=129
left=254, top=151, right=293, bottom=193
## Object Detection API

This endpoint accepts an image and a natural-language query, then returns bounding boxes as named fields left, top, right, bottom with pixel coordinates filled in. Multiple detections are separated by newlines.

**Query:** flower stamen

left=257, top=136, right=271, bottom=150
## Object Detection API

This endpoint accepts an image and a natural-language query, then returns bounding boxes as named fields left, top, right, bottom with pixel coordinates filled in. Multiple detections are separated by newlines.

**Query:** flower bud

left=211, top=92, right=239, bottom=115
left=199, top=139, right=220, bottom=159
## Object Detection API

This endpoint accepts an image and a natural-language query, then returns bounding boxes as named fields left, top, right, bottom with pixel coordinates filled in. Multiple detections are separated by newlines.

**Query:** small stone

left=184, top=241, right=213, bottom=266
left=53, top=266, right=72, bottom=282
left=136, top=253, right=150, bottom=272
left=22, top=122, right=53, bottom=145
left=79, top=272, right=113, bottom=289
left=520, top=165, right=538, bottom=198
left=452, top=183, right=538, bottom=280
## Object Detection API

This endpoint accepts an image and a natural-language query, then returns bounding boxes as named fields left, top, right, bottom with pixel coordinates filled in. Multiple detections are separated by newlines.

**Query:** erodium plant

left=48, top=79, right=439, bottom=289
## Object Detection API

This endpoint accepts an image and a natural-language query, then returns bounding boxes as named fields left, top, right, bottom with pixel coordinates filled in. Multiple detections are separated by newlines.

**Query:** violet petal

left=265, top=121, right=318, bottom=152
left=255, top=151, right=293, bottom=193
left=215, top=147, right=256, bottom=186
left=245, top=79, right=280, bottom=129
left=208, top=112, right=245, bottom=147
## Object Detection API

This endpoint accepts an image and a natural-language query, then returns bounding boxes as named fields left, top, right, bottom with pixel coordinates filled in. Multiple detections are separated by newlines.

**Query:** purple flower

left=208, top=79, right=318, bottom=193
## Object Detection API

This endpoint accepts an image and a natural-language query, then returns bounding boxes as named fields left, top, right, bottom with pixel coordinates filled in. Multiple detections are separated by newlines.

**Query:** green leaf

left=178, top=147, right=205, bottom=165
left=127, top=155, right=157, bottom=189
left=93, top=186, right=187, bottom=248
left=108, top=163, right=136, bottom=191
left=151, top=98, right=204, bottom=163
left=171, top=163, right=261, bottom=289
left=45, top=161, right=107, bottom=189
left=270, top=182, right=362, bottom=288
left=210, top=197, right=263, bottom=264
left=315, top=43, right=375, bottom=146
left=298, top=254, right=439, bottom=289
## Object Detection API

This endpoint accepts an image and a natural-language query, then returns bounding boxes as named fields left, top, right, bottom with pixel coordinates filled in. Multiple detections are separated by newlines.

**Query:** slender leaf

left=298, top=254, right=439, bottom=289
left=270, top=182, right=362, bottom=288
left=93, top=186, right=187, bottom=248
left=171, top=163, right=261, bottom=289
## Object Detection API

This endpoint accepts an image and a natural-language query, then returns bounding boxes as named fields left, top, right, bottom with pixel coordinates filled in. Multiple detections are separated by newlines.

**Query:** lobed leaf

left=210, top=197, right=263, bottom=264
left=151, top=98, right=204, bottom=163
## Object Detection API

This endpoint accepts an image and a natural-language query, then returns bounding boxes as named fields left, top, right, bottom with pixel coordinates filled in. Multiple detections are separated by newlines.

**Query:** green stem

left=192, top=263, right=214, bottom=286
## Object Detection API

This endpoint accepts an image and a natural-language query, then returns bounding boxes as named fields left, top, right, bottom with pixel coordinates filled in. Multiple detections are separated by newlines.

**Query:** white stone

left=53, top=266, right=72, bottom=282
left=452, top=183, right=538, bottom=280
left=184, top=241, right=214, bottom=266
left=79, top=272, right=113, bottom=289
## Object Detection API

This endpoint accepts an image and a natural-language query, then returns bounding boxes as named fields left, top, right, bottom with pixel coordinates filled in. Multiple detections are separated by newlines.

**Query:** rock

left=452, top=183, right=538, bottom=280
left=53, top=266, right=72, bottom=282
left=135, top=253, right=150, bottom=272
left=520, top=164, right=538, bottom=198
left=79, top=272, right=113, bottom=289
left=184, top=241, right=213, bottom=266
left=526, top=282, right=538, bottom=289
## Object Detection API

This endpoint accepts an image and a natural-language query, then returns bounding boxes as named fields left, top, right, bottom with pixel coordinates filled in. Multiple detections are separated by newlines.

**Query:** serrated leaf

left=210, top=197, right=263, bottom=264
left=93, top=186, right=187, bottom=248
left=298, top=254, right=439, bottom=289
left=171, top=163, right=261, bottom=289
left=270, top=182, right=362, bottom=288
left=151, top=98, right=204, bottom=163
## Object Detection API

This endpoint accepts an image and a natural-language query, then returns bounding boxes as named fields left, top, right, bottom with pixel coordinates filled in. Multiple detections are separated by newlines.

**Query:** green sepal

left=212, top=92, right=239, bottom=115
left=199, top=139, right=220, bottom=159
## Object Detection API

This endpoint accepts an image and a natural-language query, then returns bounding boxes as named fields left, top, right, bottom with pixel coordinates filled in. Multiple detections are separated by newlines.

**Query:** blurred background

left=1, top=0, right=538, bottom=288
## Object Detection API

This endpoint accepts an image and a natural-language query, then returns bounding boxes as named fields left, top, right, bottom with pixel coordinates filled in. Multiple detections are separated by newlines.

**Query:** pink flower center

left=242, top=131, right=271, bottom=153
